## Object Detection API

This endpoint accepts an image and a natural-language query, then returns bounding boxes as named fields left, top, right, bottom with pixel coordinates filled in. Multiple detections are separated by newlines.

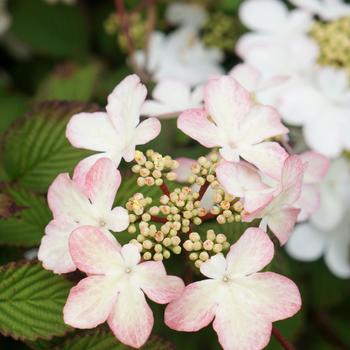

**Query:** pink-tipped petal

left=241, top=272, right=302, bottom=321
left=47, top=173, right=92, bottom=222
left=200, top=253, right=227, bottom=279
left=268, top=208, right=301, bottom=245
left=216, top=161, right=272, bottom=212
left=108, top=285, right=153, bottom=349
left=240, top=142, right=288, bottom=179
left=239, top=105, right=288, bottom=145
left=213, top=289, right=272, bottom=350
left=244, top=191, right=274, bottom=213
left=280, top=155, right=305, bottom=205
left=204, top=76, right=251, bottom=131
left=121, top=243, right=141, bottom=267
left=174, top=157, right=197, bottom=183
left=229, top=63, right=261, bottom=92
left=216, top=162, right=265, bottom=198
left=135, top=261, right=185, bottom=304
left=165, top=280, right=218, bottom=332
left=69, top=226, right=122, bottom=275
left=281, top=155, right=304, bottom=190
left=85, top=158, right=121, bottom=211
left=38, top=220, right=77, bottom=274
left=66, top=112, right=116, bottom=152
left=296, top=183, right=320, bottom=222
left=106, top=74, right=147, bottom=131
left=177, top=108, right=221, bottom=147
left=226, top=228, right=274, bottom=277
left=300, top=151, right=330, bottom=183
left=73, top=153, right=116, bottom=190
left=133, top=117, right=161, bottom=146
left=63, top=275, right=118, bottom=329
left=107, top=206, right=129, bottom=232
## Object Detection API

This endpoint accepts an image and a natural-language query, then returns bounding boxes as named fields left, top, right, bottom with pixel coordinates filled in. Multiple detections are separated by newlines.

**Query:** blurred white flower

left=0, top=0, right=11, bottom=36
left=279, top=66, right=350, bottom=158
left=142, top=80, right=203, bottom=119
left=135, top=28, right=224, bottom=86
left=236, top=0, right=319, bottom=77
left=289, top=0, right=350, bottom=21
left=286, top=158, right=350, bottom=278
left=166, top=2, right=208, bottom=30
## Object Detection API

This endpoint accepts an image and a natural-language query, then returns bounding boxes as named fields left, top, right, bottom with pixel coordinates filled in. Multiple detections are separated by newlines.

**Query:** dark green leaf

left=0, top=262, right=72, bottom=341
left=1, top=101, right=95, bottom=192
left=0, top=187, right=51, bottom=246
left=36, top=62, right=101, bottom=102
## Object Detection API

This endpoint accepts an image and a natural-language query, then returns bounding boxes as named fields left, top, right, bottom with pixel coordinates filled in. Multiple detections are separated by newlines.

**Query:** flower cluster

left=38, top=71, right=306, bottom=349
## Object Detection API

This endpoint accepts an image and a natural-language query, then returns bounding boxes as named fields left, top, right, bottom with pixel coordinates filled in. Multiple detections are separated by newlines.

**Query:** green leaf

left=36, top=62, right=101, bottom=102
left=0, top=262, right=72, bottom=341
left=0, top=187, right=51, bottom=246
left=58, top=331, right=174, bottom=350
left=1, top=101, right=95, bottom=192
left=10, top=0, right=89, bottom=58
left=0, top=92, right=28, bottom=135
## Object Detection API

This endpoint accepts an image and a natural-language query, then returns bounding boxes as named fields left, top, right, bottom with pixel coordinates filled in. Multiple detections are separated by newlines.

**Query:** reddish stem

left=198, top=181, right=210, bottom=201
left=272, top=327, right=295, bottom=350
left=160, top=183, right=170, bottom=197
left=114, top=0, right=150, bottom=81
left=200, top=212, right=217, bottom=222
left=150, top=215, right=167, bottom=223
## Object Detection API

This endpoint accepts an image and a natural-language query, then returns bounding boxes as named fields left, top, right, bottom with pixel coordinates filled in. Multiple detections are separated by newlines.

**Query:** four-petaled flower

left=66, top=74, right=161, bottom=183
left=38, top=158, right=129, bottom=273
left=64, top=226, right=184, bottom=348
left=178, top=75, right=289, bottom=179
left=165, top=227, right=301, bottom=350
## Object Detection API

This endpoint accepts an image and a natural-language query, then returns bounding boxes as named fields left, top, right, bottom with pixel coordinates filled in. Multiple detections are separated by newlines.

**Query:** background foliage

left=0, top=0, right=349, bottom=349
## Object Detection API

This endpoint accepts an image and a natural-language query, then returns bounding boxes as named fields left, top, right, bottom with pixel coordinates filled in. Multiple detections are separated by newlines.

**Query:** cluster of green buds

left=124, top=150, right=245, bottom=269
left=202, top=12, right=243, bottom=51
left=132, top=150, right=178, bottom=187
left=310, top=17, right=350, bottom=75
left=188, top=153, right=219, bottom=187
left=104, top=12, right=146, bottom=52
left=210, top=189, right=245, bottom=224
left=183, top=230, right=230, bottom=268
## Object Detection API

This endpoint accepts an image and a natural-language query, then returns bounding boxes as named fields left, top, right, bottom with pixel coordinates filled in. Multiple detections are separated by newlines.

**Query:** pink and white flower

left=243, top=156, right=304, bottom=245
left=142, top=80, right=203, bottom=119
left=165, top=227, right=301, bottom=350
left=289, top=0, right=350, bottom=20
left=66, top=75, right=161, bottom=182
left=178, top=75, right=289, bottom=179
left=38, top=158, right=129, bottom=274
left=64, top=226, right=184, bottom=348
